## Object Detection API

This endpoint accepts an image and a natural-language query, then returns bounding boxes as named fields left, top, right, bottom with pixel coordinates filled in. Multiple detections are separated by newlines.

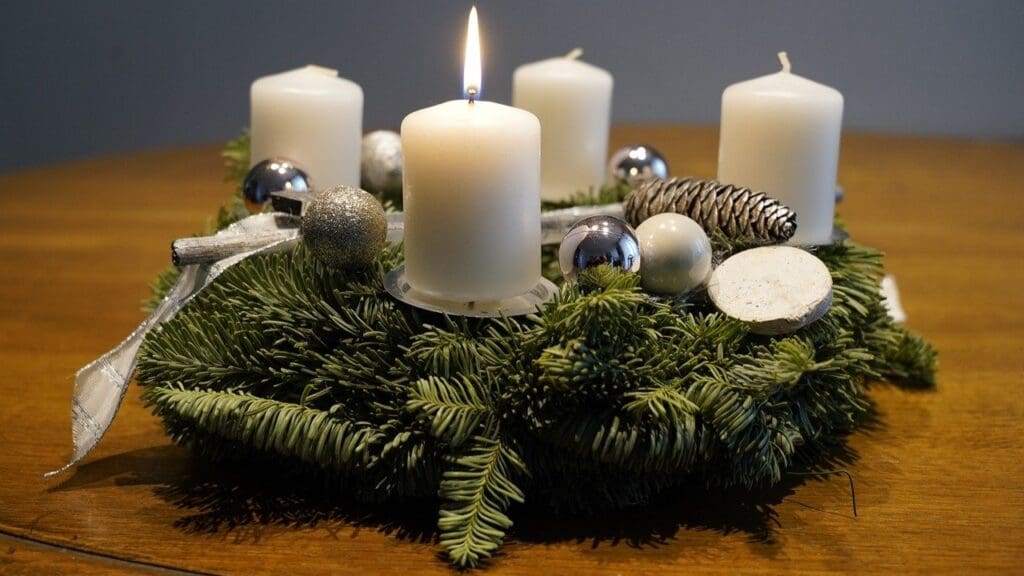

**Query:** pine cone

left=623, top=177, right=797, bottom=244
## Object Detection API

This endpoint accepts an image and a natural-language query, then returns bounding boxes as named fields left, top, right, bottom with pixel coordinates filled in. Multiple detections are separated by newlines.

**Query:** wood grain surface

left=0, top=126, right=1021, bottom=575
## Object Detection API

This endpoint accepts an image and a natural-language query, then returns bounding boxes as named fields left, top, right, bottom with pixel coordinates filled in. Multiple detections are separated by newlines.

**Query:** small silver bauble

left=360, top=130, right=403, bottom=198
left=558, top=216, right=641, bottom=284
left=634, top=213, right=712, bottom=295
left=607, top=144, right=669, bottom=185
left=243, top=158, right=311, bottom=213
left=301, top=186, right=387, bottom=269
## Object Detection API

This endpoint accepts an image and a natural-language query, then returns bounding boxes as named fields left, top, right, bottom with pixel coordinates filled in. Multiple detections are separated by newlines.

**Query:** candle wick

left=777, top=51, right=791, bottom=73
left=565, top=47, right=584, bottom=61
left=466, top=87, right=478, bottom=103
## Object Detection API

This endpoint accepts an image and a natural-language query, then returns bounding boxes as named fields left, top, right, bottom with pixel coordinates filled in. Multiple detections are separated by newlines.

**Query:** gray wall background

left=2, top=1, right=1022, bottom=172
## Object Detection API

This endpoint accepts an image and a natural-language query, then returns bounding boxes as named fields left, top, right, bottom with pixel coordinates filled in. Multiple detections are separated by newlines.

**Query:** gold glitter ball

left=301, top=186, right=387, bottom=268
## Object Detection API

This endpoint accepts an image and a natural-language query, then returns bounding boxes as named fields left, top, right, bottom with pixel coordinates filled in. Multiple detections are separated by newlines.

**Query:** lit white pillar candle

left=717, top=52, right=843, bottom=245
left=513, top=49, right=613, bottom=202
left=401, top=7, right=542, bottom=301
left=250, top=65, right=363, bottom=189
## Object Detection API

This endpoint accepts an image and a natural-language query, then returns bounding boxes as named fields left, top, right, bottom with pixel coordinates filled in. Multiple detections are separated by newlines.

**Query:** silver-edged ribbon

left=45, top=213, right=300, bottom=478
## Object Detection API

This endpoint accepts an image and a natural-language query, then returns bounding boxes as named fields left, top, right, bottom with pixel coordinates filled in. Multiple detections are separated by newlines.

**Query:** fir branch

left=142, top=386, right=382, bottom=471
left=369, top=425, right=444, bottom=500
left=538, top=270, right=662, bottom=348
left=688, top=375, right=804, bottom=486
left=222, top=131, right=251, bottom=186
left=547, top=409, right=697, bottom=473
left=878, top=326, right=938, bottom=387
left=438, top=436, right=526, bottom=568
left=137, top=309, right=280, bottom=396
left=210, top=194, right=250, bottom=233
left=407, top=321, right=502, bottom=378
left=666, top=313, right=749, bottom=365
left=407, top=376, right=497, bottom=447
left=540, top=181, right=631, bottom=211
left=623, top=378, right=700, bottom=423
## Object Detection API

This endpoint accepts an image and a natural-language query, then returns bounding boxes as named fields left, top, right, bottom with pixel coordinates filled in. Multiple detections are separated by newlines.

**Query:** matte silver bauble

left=607, top=144, right=669, bottom=185
left=360, top=130, right=403, bottom=199
left=558, top=216, right=641, bottom=283
left=243, top=159, right=311, bottom=213
left=301, top=186, right=387, bottom=269
left=634, top=213, right=712, bottom=295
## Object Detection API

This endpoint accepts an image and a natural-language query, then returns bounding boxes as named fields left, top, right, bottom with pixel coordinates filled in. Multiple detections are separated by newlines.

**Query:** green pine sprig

left=438, top=436, right=526, bottom=568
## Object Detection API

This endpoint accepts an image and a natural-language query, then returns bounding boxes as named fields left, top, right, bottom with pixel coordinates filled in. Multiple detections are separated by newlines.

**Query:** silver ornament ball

left=301, top=186, right=387, bottom=269
left=360, top=130, right=403, bottom=199
left=607, top=144, right=669, bottom=185
left=243, top=158, right=311, bottom=213
left=635, top=213, right=712, bottom=295
left=558, top=216, right=641, bottom=284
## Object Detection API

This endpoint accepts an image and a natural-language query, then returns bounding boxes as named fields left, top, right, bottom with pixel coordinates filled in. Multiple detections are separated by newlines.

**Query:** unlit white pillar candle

left=401, top=7, right=542, bottom=302
left=250, top=65, right=363, bottom=189
left=717, top=52, right=843, bottom=245
left=513, top=49, right=613, bottom=202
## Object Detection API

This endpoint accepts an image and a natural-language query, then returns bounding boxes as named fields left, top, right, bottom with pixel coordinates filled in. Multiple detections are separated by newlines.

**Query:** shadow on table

left=49, top=431, right=864, bottom=561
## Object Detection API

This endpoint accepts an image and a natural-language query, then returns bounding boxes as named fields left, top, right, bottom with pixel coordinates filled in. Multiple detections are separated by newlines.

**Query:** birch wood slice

left=707, top=246, right=833, bottom=335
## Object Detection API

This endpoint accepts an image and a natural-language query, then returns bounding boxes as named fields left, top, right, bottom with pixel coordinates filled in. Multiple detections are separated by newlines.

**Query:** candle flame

left=463, top=6, right=481, bottom=100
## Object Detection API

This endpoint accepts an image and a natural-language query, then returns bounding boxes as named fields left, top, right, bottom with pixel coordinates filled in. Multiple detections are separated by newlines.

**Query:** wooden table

left=1, top=127, right=1021, bottom=575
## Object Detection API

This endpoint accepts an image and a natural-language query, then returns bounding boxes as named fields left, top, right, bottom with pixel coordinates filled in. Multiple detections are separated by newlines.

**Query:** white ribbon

left=46, top=214, right=299, bottom=478
left=880, top=274, right=907, bottom=324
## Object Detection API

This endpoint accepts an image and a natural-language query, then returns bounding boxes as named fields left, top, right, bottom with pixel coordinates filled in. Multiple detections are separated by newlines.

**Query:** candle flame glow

left=463, top=6, right=481, bottom=100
